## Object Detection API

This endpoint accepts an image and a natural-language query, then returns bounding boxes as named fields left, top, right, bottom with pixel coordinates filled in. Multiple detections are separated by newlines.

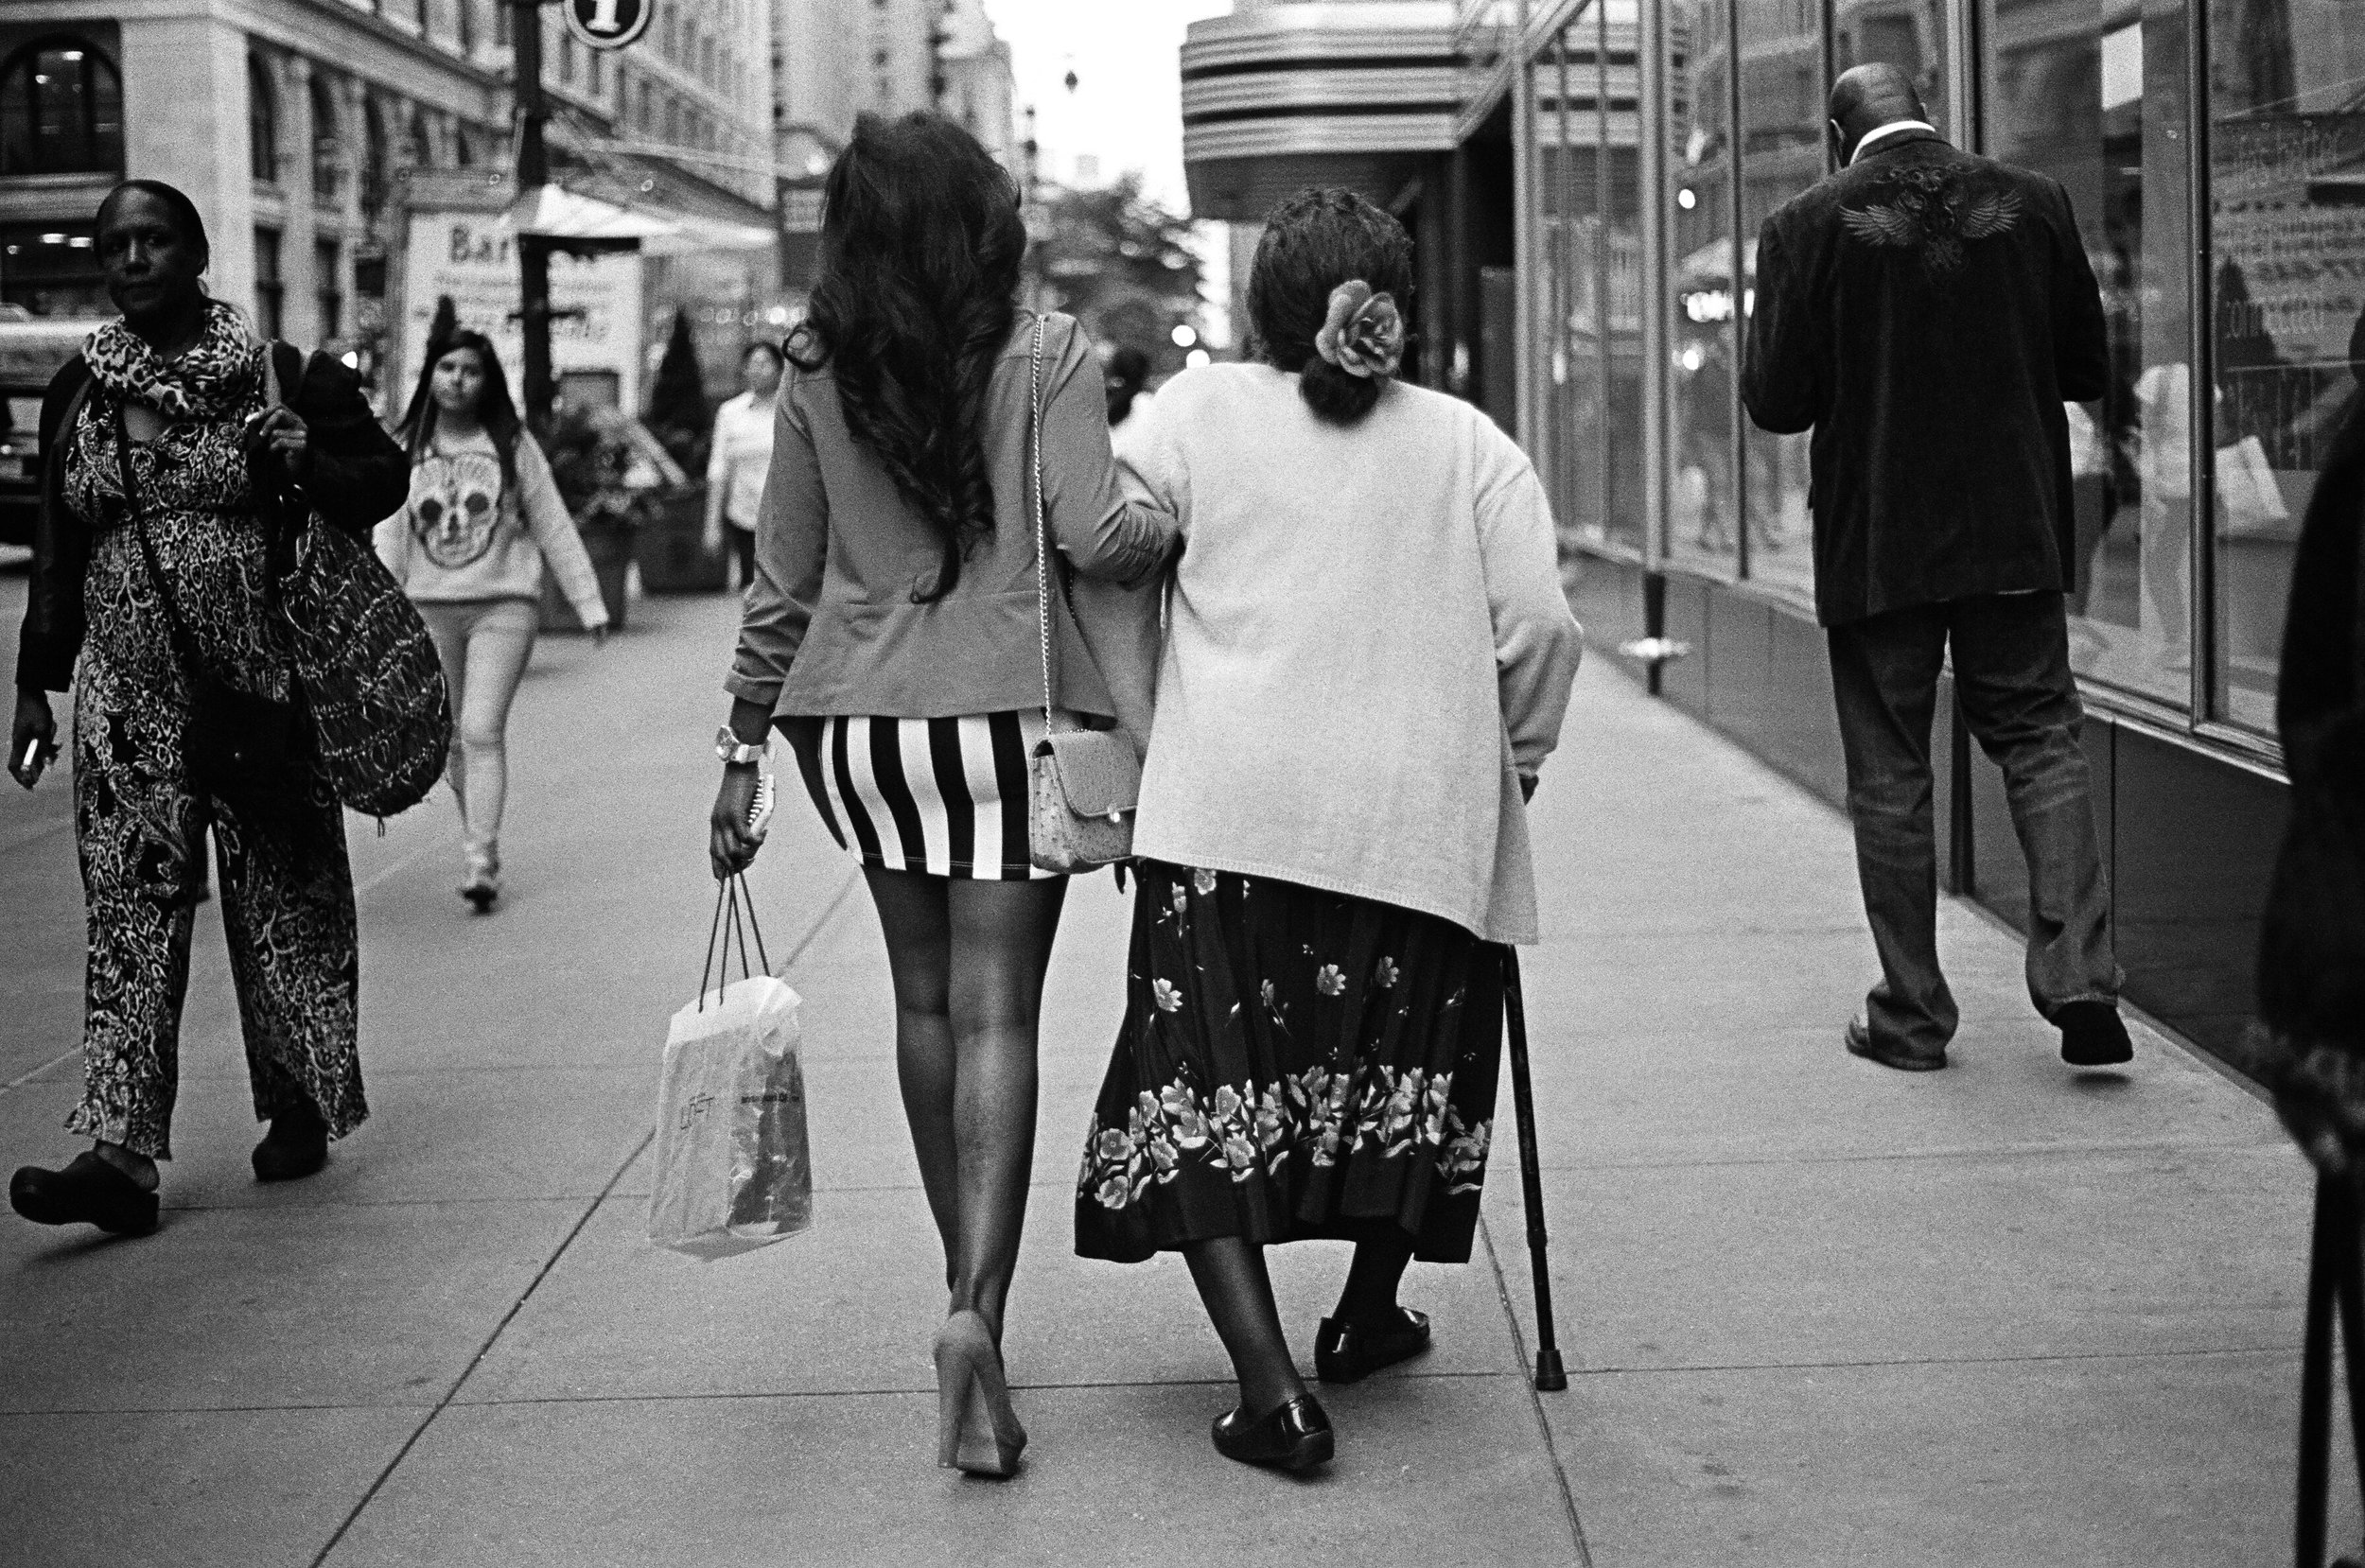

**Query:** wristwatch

left=714, top=727, right=766, bottom=767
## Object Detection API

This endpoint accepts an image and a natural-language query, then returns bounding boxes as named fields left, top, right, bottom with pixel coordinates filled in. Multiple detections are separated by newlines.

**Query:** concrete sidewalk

left=0, top=573, right=2334, bottom=1566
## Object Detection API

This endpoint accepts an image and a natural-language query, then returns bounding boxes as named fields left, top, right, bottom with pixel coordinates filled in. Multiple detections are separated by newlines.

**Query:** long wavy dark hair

left=786, top=113, right=1026, bottom=601
left=397, top=327, right=525, bottom=496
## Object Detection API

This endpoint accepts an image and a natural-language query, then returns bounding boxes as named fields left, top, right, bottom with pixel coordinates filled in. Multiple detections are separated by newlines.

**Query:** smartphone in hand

left=747, top=770, right=776, bottom=845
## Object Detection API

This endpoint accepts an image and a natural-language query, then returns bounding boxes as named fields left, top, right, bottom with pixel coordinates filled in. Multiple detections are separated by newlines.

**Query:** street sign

left=563, top=0, right=651, bottom=51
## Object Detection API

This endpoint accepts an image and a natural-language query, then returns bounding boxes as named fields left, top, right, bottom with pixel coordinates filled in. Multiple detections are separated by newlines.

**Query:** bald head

left=1828, top=63, right=1927, bottom=164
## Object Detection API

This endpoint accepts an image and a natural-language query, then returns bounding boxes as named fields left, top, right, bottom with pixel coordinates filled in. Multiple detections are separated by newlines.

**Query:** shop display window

left=1736, top=0, right=1830, bottom=602
left=1984, top=0, right=2194, bottom=716
left=2204, top=0, right=2365, bottom=736
left=1666, top=0, right=1742, bottom=581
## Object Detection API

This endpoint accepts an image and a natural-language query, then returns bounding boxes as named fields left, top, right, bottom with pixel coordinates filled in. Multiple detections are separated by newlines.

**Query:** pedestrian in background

left=705, top=112, right=1173, bottom=1479
left=702, top=339, right=782, bottom=589
left=379, top=327, right=609, bottom=912
left=7, top=180, right=408, bottom=1235
left=1072, top=188, right=1584, bottom=1472
left=1742, top=63, right=2132, bottom=1072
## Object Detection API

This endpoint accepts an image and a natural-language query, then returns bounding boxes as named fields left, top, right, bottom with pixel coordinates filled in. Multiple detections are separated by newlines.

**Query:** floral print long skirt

left=1074, top=861, right=1505, bottom=1265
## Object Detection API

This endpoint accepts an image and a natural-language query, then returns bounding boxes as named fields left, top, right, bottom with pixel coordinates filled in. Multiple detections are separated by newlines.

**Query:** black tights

left=864, top=866, right=1067, bottom=1344
left=1182, top=1228, right=1419, bottom=1416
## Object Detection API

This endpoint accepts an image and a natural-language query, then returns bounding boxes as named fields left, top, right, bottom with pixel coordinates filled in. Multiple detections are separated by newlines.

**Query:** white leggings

left=415, top=598, right=538, bottom=869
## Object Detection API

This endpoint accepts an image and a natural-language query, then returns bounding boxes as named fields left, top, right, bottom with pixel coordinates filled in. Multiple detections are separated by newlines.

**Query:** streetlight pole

left=513, top=0, right=556, bottom=432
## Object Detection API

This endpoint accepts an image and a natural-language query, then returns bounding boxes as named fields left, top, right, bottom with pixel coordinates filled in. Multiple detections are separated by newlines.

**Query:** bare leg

left=863, top=867, right=958, bottom=1287
left=1184, top=1235, right=1305, bottom=1416
left=1332, top=1230, right=1416, bottom=1327
left=941, top=876, right=1067, bottom=1343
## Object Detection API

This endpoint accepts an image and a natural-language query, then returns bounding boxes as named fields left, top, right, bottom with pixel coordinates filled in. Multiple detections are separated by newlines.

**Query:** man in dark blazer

left=1742, top=63, right=2131, bottom=1072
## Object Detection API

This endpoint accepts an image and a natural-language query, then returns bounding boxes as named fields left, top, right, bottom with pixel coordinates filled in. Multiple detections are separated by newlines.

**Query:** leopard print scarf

left=82, top=299, right=263, bottom=421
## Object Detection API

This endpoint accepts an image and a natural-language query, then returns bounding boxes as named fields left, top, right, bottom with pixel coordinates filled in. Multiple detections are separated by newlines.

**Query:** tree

left=1028, top=175, right=1206, bottom=375
left=645, top=307, right=710, bottom=472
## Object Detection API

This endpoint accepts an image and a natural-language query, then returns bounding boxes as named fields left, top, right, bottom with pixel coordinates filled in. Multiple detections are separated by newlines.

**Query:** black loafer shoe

left=2058, top=1001, right=2134, bottom=1068
left=253, top=1103, right=328, bottom=1183
left=1212, top=1394, right=1333, bottom=1472
left=9, top=1153, right=160, bottom=1236
left=1314, top=1308, right=1432, bottom=1384
left=1845, top=1016, right=1946, bottom=1072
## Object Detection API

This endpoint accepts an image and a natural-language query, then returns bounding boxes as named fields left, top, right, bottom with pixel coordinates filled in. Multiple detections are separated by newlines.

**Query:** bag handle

left=1029, top=315, right=1059, bottom=737
left=697, top=874, right=773, bottom=1010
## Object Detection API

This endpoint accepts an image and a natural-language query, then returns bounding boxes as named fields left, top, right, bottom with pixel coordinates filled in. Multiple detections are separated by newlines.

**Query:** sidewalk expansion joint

left=1557, top=1343, right=2304, bottom=1378
left=440, top=1370, right=1525, bottom=1410
left=1517, top=1135, right=2288, bottom=1175
left=1479, top=1211, right=1595, bottom=1568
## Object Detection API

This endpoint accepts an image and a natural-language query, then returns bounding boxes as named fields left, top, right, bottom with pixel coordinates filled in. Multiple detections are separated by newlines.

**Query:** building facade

left=1183, top=0, right=2335, bottom=1070
left=0, top=0, right=773, bottom=398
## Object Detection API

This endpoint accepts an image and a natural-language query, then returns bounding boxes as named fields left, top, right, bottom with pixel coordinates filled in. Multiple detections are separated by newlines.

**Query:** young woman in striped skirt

left=706, top=113, right=1173, bottom=1477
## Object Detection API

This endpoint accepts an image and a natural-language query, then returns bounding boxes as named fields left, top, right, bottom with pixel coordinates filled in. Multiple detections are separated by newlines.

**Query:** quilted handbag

left=1022, top=317, right=1142, bottom=874
left=264, top=348, right=453, bottom=819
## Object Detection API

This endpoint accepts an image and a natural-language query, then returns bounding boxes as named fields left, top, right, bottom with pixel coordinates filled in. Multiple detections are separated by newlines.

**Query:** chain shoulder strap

left=1030, top=315, right=1056, bottom=735
left=114, top=400, right=208, bottom=681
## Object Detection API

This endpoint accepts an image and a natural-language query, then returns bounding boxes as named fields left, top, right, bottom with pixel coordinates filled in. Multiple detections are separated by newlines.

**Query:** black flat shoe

left=253, top=1102, right=328, bottom=1183
left=1212, top=1394, right=1333, bottom=1472
left=9, top=1153, right=159, bottom=1236
left=1314, top=1307, right=1433, bottom=1384
left=1845, top=1016, right=1946, bottom=1072
left=2058, top=1001, right=2134, bottom=1068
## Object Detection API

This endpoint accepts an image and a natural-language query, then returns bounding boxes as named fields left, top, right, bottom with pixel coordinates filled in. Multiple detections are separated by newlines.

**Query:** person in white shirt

left=702, top=340, right=782, bottom=587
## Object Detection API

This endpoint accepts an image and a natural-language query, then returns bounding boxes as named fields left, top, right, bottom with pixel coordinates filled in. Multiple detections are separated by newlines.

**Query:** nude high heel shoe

left=933, top=1310, right=1026, bottom=1477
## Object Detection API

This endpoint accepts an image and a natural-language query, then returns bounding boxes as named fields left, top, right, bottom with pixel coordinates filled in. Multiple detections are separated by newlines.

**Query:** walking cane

left=2296, top=1170, right=2365, bottom=1568
left=1500, top=946, right=1568, bottom=1392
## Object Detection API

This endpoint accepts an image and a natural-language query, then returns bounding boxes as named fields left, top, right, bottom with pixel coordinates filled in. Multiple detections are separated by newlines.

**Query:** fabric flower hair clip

left=1313, top=280, right=1404, bottom=381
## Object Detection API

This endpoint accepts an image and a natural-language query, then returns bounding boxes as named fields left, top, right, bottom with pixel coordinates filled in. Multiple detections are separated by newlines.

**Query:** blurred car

left=0, top=313, right=105, bottom=548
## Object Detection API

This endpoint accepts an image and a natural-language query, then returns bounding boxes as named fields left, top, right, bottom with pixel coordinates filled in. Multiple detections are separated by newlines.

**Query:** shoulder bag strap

left=1030, top=315, right=1057, bottom=736
left=114, top=400, right=208, bottom=682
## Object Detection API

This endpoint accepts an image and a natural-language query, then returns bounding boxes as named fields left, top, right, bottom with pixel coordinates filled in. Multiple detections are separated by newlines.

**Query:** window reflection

left=1985, top=0, right=2193, bottom=713
left=2206, top=0, right=2365, bottom=734
left=1667, top=0, right=1739, bottom=577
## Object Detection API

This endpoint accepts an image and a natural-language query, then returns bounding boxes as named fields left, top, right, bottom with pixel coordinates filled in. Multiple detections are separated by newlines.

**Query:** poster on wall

left=397, top=211, right=643, bottom=416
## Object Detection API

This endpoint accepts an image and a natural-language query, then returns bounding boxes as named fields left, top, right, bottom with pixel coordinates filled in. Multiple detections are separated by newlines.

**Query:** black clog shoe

left=9, top=1153, right=160, bottom=1236
left=1314, top=1307, right=1433, bottom=1384
left=1211, top=1394, right=1333, bottom=1472
left=253, top=1102, right=328, bottom=1183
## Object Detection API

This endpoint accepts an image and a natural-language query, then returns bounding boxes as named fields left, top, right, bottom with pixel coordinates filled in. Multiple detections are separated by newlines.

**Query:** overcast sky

left=981, top=0, right=1232, bottom=213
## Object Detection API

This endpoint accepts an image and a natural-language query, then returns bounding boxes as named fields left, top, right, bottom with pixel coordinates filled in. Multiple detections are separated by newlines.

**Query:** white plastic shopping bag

left=648, top=878, right=814, bottom=1259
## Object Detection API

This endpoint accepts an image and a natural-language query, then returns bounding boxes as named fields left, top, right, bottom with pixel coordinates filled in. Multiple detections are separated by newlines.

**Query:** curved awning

left=1182, top=2, right=1461, bottom=220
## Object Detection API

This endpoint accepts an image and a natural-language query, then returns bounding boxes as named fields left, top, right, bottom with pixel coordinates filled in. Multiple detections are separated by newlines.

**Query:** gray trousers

left=1827, top=591, right=2122, bottom=1056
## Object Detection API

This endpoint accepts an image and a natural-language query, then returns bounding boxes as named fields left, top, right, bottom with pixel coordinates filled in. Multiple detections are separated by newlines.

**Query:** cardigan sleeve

left=1474, top=425, right=1585, bottom=779
left=290, top=349, right=410, bottom=537
left=513, top=436, right=608, bottom=630
left=1037, top=316, right=1177, bottom=585
left=14, top=360, right=96, bottom=694
left=727, top=384, right=828, bottom=708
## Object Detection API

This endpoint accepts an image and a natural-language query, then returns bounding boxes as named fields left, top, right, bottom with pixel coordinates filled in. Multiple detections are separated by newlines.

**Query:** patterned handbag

left=1023, top=317, right=1142, bottom=873
left=262, top=348, right=452, bottom=819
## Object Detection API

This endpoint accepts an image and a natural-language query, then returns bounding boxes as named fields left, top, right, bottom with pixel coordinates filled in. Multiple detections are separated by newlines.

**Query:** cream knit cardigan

left=1121, top=364, right=1584, bottom=944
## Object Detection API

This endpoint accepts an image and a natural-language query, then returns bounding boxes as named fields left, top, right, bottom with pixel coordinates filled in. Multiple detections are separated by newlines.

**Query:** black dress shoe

left=9, top=1153, right=160, bottom=1236
left=1845, top=1016, right=1946, bottom=1072
left=1212, top=1394, right=1333, bottom=1472
left=253, top=1101, right=328, bottom=1183
left=1314, top=1308, right=1432, bottom=1384
left=2058, top=1001, right=2134, bottom=1067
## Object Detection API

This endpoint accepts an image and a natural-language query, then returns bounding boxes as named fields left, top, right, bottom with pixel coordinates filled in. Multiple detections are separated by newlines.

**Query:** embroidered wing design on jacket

left=1841, top=169, right=2026, bottom=277
left=1842, top=204, right=1922, bottom=249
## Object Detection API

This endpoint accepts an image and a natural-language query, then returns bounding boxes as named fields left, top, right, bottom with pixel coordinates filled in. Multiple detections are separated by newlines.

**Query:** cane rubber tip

left=1533, top=1349, right=1568, bottom=1392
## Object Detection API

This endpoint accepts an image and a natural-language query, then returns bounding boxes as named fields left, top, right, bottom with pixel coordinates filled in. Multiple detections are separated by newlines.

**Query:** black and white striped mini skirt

left=789, top=710, right=1060, bottom=881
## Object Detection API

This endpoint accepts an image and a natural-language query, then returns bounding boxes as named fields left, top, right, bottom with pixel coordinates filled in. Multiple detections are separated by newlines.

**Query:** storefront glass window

left=2205, top=0, right=2365, bottom=735
left=1667, top=0, right=1740, bottom=578
left=1736, top=0, right=1829, bottom=601
left=1601, top=1, right=1646, bottom=559
left=1984, top=0, right=2194, bottom=715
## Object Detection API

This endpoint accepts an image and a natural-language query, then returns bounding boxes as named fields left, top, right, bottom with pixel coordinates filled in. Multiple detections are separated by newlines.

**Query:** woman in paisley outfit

left=7, top=181, right=409, bottom=1235
left=380, top=328, right=608, bottom=910
left=1072, top=189, right=1585, bottom=1471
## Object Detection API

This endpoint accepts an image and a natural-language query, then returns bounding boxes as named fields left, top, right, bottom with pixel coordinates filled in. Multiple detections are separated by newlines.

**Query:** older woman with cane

left=1071, top=187, right=1584, bottom=1472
